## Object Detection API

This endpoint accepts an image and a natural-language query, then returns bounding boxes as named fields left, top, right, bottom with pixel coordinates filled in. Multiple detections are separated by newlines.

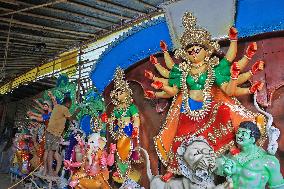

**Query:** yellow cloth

left=47, top=104, right=71, bottom=137
left=117, top=135, right=131, bottom=162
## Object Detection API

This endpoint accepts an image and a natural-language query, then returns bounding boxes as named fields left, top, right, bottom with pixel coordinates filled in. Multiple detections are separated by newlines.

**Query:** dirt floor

left=0, top=173, right=24, bottom=189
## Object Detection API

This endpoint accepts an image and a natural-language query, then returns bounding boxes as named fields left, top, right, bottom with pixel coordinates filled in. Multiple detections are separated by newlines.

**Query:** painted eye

left=194, top=150, right=201, bottom=156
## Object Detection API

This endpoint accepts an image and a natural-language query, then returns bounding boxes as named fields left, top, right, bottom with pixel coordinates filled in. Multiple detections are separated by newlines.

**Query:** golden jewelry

left=110, top=67, right=133, bottom=106
left=175, top=12, right=220, bottom=66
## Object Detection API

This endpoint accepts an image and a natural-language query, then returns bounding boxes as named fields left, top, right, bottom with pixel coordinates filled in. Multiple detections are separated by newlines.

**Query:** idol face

left=186, top=45, right=207, bottom=63
left=236, top=128, right=255, bottom=146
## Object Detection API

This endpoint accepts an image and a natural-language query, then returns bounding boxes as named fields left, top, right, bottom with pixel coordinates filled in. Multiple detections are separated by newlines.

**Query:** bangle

left=230, top=39, right=237, bottom=42
left=231, top=76, right=238, bottom=80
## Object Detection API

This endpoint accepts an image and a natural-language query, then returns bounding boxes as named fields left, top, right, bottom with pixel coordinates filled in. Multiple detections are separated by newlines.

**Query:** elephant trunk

left=139, top=147, right=154, bottom=181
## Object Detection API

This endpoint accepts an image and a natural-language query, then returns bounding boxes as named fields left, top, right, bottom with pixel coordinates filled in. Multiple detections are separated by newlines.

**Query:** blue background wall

left=236, top=0, right=284, bottom=37
left=90, top=17, right=173, bottom=92
left=90, top=0, right=284, bottom=91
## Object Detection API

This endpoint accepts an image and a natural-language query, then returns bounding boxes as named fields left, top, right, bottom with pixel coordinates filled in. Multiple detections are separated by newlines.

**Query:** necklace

left=235, top=147, right=265, bottom=166
left=180, top=61, right=215, bottom=120
left=191, top=62, right=204, bottom=68
left=190, top=71, right=206, bottom=82
left=190, top=64, right=207, bottom=82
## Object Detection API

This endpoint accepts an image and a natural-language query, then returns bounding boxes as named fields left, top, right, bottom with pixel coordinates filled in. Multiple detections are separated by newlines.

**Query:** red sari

left=154, top=87, right=261, bottom=174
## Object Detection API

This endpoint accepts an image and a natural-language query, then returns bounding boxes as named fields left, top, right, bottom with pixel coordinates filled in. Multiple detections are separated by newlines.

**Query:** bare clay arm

left=48, top=91, right=57, bottom=106
left=237, top=56, right=250, bottom=71
left=225, top=41, right=238, bottom=62
left=155, top=91, right=175, bottom=99
left=154, top=64, right=170, bottom=78
left=133, top=115, right=140, bottom=128
left=162, top=85, right=179, bottom=96
left=33, top=106, right=44, bottom=114
left=150, top=55, right=170, bottom=78
left=28, top=111, right=42, bottom=117
left=220, top=80, right=238, bottom=96
left=34, top=100, right=44, bottom=110
left=237, top=72, right=252, bottom=85
left=225, top=27, right=238, bottom=62
left=164, top=51, right=175, bottom=70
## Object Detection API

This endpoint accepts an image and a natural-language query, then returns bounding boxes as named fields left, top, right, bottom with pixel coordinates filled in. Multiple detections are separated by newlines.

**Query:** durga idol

left=144, top=12, right=266, bottom=182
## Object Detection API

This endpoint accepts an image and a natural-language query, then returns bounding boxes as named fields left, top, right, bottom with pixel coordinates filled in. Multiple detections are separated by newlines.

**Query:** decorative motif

left=180, top=12, right=220, bottom=53
left=120, top=179, right=145, bottom=189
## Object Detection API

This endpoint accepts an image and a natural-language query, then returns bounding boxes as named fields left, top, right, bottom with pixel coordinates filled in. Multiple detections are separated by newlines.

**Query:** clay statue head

left=87, top=133, right=106, bottom=151
left=177, top=136, right=216, bottom=184
left=185, top=44, right=208, bottom=64
left=175, top=12, right=220, bottom=66
left=236, top=121, right=261, bottom=146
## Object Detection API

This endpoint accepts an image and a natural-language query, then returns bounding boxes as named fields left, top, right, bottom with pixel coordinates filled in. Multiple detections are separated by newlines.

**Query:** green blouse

left=113, top=103, right=139, bottom=118
left=168, top=58, right=231, bottom=90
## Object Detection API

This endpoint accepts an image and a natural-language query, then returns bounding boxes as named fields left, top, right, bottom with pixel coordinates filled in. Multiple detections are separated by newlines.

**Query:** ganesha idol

left=64, top=133, right=116, bottom=189
left=144, top=12, right=270, bottom=182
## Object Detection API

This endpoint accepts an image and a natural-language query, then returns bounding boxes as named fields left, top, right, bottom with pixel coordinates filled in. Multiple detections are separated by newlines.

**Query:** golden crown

left=110, top=67, right=133, bottom=105
left=180, top=12, right=220, bottom=52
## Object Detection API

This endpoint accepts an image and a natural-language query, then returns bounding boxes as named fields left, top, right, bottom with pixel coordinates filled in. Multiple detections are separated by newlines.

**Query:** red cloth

left=169, top=102, right=235, bottom=171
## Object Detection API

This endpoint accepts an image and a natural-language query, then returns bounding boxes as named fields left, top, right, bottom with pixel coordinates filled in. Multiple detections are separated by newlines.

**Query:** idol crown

left=180, top=12, right=220, bottom=52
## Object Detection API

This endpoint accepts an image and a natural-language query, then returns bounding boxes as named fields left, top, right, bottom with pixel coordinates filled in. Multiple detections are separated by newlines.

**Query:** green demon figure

left=217, top=121, right=284, bottom=189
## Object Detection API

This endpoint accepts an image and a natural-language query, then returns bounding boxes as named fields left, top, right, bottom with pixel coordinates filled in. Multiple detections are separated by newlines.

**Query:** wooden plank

left=0, top=0, right=19, bottom=6
left=0, top=41, right=63, bottom=50
left=2, top=62, right=39, bottom=66
left=136, top=0, right=157, bottom=9
left=0, top=36, right=72, bottom=47
left=0, top=29, right=80, bottom=43
left=3, top=52, right=51, bottom=57
left=93, top=0, right=146, bottom=15
left=0, top=7, right=107, bottom=31
left=0, top=47, right=55, bottom=53
left=0, top=57, right=40, bottom=61
left=0, top=17, right=96, bottom=38
left=67, top=1, right=131, bottom=20
left=0, top=0, right=67, bottom=17
left=8, top=0, right=118, bottom=25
